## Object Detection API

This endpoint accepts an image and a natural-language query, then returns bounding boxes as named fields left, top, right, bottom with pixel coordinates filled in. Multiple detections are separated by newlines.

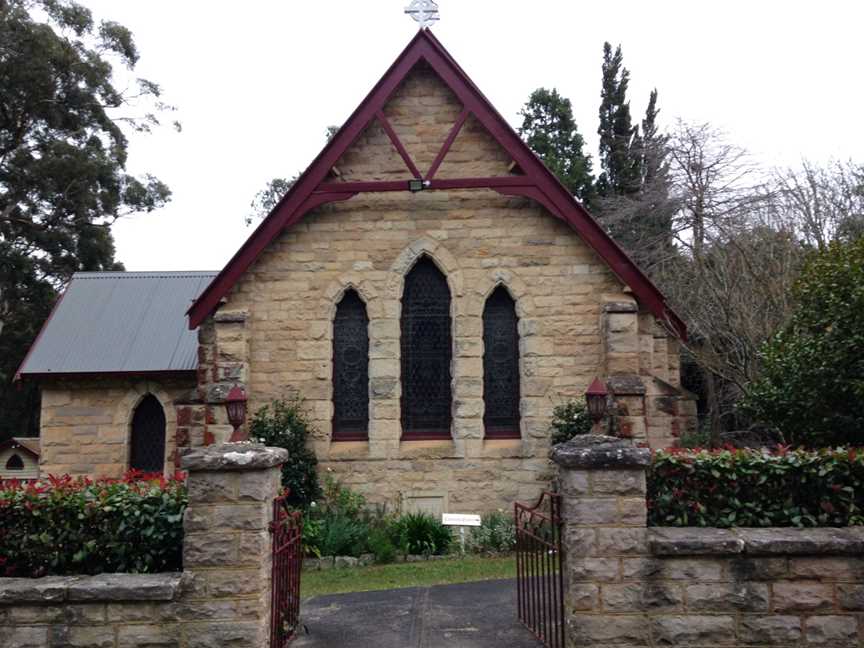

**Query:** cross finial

left=405, top=0, right=440, bottom=29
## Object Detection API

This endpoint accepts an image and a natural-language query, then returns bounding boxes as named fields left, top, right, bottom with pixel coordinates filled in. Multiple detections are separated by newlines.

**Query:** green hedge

left=0, top=472, right=186, bottom=577
left=648, top=447, right=864, bottom=527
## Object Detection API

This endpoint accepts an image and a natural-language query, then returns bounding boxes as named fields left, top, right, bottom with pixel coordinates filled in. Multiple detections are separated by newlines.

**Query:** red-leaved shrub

left=0, top=471, right=187, bottom=578
left=648, top=447, right=864, bottom=527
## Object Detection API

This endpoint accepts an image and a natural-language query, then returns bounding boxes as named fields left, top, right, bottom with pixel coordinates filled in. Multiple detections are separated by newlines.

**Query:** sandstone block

left=569, top=613, right=649, bottom=645
left=118, top=625, right=181, bottom=648
left=184, top=622, right=263, bottom=648
left=0, top=626, right=48, bottom=648
left=804, top=615, right=859, bottom=645
left=772, top=582, right=834, bottom=612
left=685, top=582, right=769, bottom=612
left=622, top=557, right=724, bottom=581
left=589, top=470, right=646, bottom=496
left=183, top=533, right=238, bottom=566
left=566, top=583, right=599, bottom=611
left=568, top=558, right=620, bottom=582
left=596, top=528, right=648, bottom=555
left=738, top=615, right=802, bottom=645
left=601, top=582, right=683, bottom=613
left=650, top=615, right=736, bottom=645
left=559, top=470, right=589, bottom=496
left=564, top=497, right=620, bottom=526
left=837, top=583, right=864, bottom=610
left=789, top=557, right=863, bottom=581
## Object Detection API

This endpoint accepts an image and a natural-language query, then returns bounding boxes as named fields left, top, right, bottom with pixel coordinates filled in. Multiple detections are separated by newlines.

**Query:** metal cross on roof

left=405, top=0, right=440, bottom=29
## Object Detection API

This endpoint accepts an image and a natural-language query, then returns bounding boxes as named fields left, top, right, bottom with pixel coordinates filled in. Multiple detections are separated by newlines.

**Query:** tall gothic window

left=401, top=256, right=452, bottom=438
left=332, top=289, right=369, bottom=440
left=483, top=286, right=521, bottom=438
left=130, top=394, right=166, bottom=473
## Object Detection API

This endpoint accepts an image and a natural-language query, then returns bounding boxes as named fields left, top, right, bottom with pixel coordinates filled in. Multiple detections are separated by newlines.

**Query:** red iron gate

left=515, top=491, right=564, bottom=648
left=270, top=495, right=302, bottom=647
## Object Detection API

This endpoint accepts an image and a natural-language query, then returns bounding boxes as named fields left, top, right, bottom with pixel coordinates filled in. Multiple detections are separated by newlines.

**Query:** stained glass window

left=483, top=286, right=521, bottom=438
left=401, top=257, right=452, bottom=437
left=332, top=290, right=369, bottom=439
left=130, top=394, right=166, bottom=473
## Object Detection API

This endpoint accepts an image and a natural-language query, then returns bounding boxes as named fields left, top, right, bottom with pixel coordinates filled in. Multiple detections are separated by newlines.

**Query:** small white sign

left=442, top=513, right=482, bottom=527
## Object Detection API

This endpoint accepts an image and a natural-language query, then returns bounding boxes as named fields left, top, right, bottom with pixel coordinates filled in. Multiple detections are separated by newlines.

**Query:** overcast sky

left=84, top=0, right=864, bottom=272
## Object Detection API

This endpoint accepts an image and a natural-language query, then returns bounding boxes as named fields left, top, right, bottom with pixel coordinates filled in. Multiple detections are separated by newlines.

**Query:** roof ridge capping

left=74, top=270, right=218, bottom=277
left=185, top=29, right=686, bottom=340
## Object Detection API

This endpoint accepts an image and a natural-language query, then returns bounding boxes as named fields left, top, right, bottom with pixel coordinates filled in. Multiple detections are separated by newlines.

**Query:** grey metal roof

left=18, top=271, right=217, bottom=377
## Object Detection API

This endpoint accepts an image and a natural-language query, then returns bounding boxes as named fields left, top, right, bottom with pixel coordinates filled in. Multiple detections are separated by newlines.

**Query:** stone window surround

left=323, top=238, right=534, bottom=447
left=118, top=383, right=177, bottom=475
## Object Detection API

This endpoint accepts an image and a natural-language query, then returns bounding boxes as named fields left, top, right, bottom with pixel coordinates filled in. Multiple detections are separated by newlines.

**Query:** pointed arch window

left=130, top=394, right=166, bottom=473
left=5, top=454, right=24, bottom=470
left=483, top=286, right=521, bottom=438
left=401, top=256, right=452, bottom=438
left=332, top=289, right=370, bottom=440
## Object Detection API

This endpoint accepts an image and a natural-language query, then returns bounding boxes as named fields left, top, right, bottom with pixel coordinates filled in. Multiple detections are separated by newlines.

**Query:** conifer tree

left=597, top=43, right=642, bottom=197
left=518, top=88, right=594, bottom=203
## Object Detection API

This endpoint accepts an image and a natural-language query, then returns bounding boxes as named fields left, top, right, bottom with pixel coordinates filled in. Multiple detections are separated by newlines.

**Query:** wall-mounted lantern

left=226, top=386, right=248, bottom=442
left=585, top=378, right=609, bottom=434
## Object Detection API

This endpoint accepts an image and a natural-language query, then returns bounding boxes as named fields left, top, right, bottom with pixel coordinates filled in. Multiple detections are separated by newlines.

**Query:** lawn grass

left=301, top=555, right=517, bottom=599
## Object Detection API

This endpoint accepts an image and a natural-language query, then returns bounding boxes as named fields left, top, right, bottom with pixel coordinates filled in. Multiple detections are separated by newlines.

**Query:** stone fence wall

left=552, top=436, right=864, bottom=647
left=0, top=443, right=287, bottom=648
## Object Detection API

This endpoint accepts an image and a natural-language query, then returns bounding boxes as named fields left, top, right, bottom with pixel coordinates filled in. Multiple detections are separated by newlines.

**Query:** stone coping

left=550, top=435, right=651, bottom=469
left=0, top=572, right=188, bottom=605
left=180, top=442, right=288, bottom=471
left=649, top=527, right=864, bottom=556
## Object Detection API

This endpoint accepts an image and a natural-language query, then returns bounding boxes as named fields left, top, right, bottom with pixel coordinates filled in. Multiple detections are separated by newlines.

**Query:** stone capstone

left=648, top=527, right=864, bottom=557
left=649, top=528, right=745, bottom=556
left=606, top=374, right=646, bottom=396
left=180, top=442, right=288, bottom=472
left=0, top=573, right=187, bottom=605
left=550, top=435, right=650, bottom=469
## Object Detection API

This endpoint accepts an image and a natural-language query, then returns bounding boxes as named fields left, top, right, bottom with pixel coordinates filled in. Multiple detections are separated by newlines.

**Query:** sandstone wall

left=200, top=65, right=687, bottom=513
left=553, top=437, right=864, bottom=647
left=39, top=376, right=194, bottom=478
left=0, top=443, right=287, bottom=648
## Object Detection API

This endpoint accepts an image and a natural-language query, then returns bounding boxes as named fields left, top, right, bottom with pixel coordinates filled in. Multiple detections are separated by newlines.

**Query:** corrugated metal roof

left=19, top=271, right=217, bottom=376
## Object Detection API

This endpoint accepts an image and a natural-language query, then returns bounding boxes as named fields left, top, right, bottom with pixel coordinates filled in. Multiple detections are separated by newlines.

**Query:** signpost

left=442, top=513, right=481, bottom=553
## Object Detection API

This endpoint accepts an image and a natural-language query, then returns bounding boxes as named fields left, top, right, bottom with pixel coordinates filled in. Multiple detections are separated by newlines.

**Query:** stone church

left=18, top=30, right=695, bottom=513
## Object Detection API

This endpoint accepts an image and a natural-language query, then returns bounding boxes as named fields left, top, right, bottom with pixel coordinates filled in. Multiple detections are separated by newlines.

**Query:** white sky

left=84, top=0, right=864, bottom=272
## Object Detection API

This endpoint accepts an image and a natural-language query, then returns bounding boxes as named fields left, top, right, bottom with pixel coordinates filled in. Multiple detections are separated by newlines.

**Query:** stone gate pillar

left=550, top=435, right=651, bottom=647
left=181, top=443, right=288, bottom=647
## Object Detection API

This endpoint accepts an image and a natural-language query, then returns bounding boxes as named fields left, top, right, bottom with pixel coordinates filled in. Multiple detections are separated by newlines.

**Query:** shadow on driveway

left=294, top=578, right=542, bottom=647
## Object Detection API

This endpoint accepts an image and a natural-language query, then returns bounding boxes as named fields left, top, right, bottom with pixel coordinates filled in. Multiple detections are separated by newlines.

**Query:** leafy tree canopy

left=518, top=88, right=594, bottom=202
left=0, top=0, right=174, bottom=439
left=743, top=237, right=864, bottom=446
left=247, top=125, right=339, bottom=224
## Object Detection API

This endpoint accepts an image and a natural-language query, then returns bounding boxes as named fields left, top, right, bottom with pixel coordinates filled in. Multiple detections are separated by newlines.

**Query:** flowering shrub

left=550, top=398, right=593, bottom=445
left=467, top=511, right=516, bottom=554
left=0, top=471, right=187, bottom=577
left=648, top=447, right=864, bottom=527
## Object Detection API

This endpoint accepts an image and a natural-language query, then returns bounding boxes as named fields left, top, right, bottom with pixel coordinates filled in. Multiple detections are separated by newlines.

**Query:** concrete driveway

left=293, top=578, right=543, bottom=648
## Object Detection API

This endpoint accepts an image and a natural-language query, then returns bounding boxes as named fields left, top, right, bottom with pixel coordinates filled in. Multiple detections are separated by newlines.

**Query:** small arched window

left=332, top=289, right=370, bottom=440
left=5, top=454, right=24, bottom=470
left=130, top=394, right=166, bottom=473
left=401, top=256, right=452, bottom=438
left=483, top=286, right=521, bottom=438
